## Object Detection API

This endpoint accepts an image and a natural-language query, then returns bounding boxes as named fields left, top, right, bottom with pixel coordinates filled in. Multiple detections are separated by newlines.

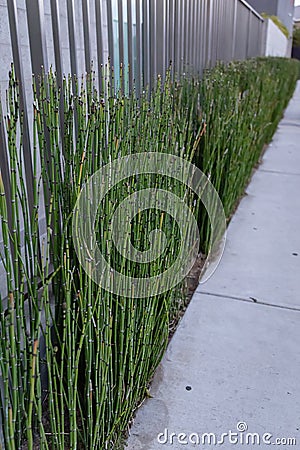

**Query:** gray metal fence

left=0, top=0, right=265, bottom=296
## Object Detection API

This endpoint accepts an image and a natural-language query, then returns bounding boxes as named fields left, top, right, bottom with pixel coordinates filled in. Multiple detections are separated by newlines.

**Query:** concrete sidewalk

left=127, top=81, right=300, bottom=449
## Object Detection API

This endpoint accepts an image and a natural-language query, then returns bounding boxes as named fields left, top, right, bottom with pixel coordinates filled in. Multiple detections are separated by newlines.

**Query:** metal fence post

left=135, top=0, right=142, bottom=96
left=25, top=0, right=48, bottom=77
left=0, top=99, right=13, bottom=262
left=66, top=0, right=78, bottom=86
left=168, top=0, right=175, bottom=78
left=142, top=0, right=150, bottom=87
left=155, top=0, right=166, bottom=80
left=117, top=0, right=125, bottom=91
left=7, top=0, right=35, bottom=232
left=127, top=0, right=134, bottom=92
left=50, top=0, right=63, bottom=86
left=82, top=0, right=92, bottom=73
left=106, top=0, right=114, bottom=65
left=246, top=8, right=252, bottom=58
left=149, top=0, right=157, bottom=86
left=232, top=0, right=237, bottom=60
left=95, top=0, right=104, bottom=92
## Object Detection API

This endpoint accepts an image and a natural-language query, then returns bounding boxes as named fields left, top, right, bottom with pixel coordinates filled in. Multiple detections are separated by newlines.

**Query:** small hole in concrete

left=292, top=253, right=298, bottom=256
left=185, top=386, right=192, bottom=391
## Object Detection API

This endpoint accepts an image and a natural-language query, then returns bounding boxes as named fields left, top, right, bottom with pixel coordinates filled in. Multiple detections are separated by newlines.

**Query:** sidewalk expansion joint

left=198, top=290, right=300, bottom=313
left=279, top=121, right=300, bottom=128
left=259, top=168, right=300, bottom=177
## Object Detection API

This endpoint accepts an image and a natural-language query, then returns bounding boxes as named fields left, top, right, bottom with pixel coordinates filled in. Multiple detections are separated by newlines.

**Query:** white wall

left=264, top=18, right=289, bottom=57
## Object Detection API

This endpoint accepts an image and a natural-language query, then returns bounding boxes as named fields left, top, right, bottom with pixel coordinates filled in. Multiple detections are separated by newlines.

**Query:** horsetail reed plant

left=0, top=56, right=299, bottom=449
left=186, top=57, right=300, bottom=252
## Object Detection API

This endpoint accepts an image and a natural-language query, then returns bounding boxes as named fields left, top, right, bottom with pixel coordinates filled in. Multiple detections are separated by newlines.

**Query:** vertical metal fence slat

left=183, top=0, right=189, bottom=71
left=66, top=0, right=79, bottom=144
left=26, top=0, right=53, bottom=229
left=216, top=0, right=220, bottom=62
left=246, top=8, right=251, bottom=58
left=198, top=0, right=203, bottom=72
left=260, top=17, right=265, bottom=56
left=206, top=0, right=212, bottom=67
left=221, top=0, right=225, bottom=60
left=202, top=0, right=207, bottom=70
left=163, top=0, right=167, bottom=77
left=190, top=0, right=195, bottom=68
left=163, top=0, right=167, bottom=76
left=25, top=0, right=48, bottom=78
left=209, top=0, right=213, bottom=65
left=232, top=0, right=237, bottom=60
left=214, top=0, right=218, bottom=61
left=201, top=0, right=206, bottom=71
left=95, top=0, right=104, bottom=92
left=127, top=0, right=134, bottom=92
left=149, top=0, right=156, bottom=87
left=188, top=0, right=193, bottom=68
left=164, top=0, right=169, bottom=75
left=7, top=0, right=35, bottom=230
left=82, top=0, right=91, bottom=73
left=168, top=0, right=175, bottom=77
left=224, top=0, right=229, bottom=61
left=50, top=0, right=63, bottom=86
left=66, top=0, right=78, bottom=83
left=220, top=0, right=225, bottom=61
left=142, top=0, right=150, bottom=88
left=216, top=0, right=220, bottom=61
left=135, top=0, right=142, bottom=96
left=117, top=0, right=125, bottom=91
left=0, top=101, right=14, bottom=263
left=181, top=0, right=185, bottom=74
left=180, top=0, right=185, bottom=73
left=106, top=0, right=114, bottom=90
left=194, top=0, right=198, bottom=68
left=215, top=0, right=220, bottom=62
left=195, top=0, right=199, bottom=69
left=50, top=0, right=65, bottom=157
left=193, top=0, right=198, bottom=70
left=155, top=0, right=165, bottom=80
left=173, top=0, right=179, bottom=75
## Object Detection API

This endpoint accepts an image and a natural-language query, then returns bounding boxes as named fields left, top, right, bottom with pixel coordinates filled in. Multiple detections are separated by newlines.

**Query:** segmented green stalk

left=0, top=57, right=299, bottom=449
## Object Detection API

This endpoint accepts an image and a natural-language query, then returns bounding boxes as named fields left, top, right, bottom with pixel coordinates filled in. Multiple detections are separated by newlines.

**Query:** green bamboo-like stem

left=0, top=57, right=299, bottom=449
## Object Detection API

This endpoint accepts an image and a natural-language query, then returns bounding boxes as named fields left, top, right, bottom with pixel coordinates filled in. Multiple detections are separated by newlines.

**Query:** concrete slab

left=199, top=83, right=300, bottom=309
left=127, top=82, right=300, bottom=450
left=260, top=82, right=300, bottom=176
left=128, top=295, right=300, bottom=449
left=198, top=168, right=300, bottom=309
left=262, top=134, right=300, bottom=176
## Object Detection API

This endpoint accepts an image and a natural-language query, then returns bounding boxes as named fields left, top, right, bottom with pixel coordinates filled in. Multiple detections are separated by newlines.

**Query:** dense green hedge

left=0, top=57, right=299, bottom=449
left=193, top=57, right=300, bottom=247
